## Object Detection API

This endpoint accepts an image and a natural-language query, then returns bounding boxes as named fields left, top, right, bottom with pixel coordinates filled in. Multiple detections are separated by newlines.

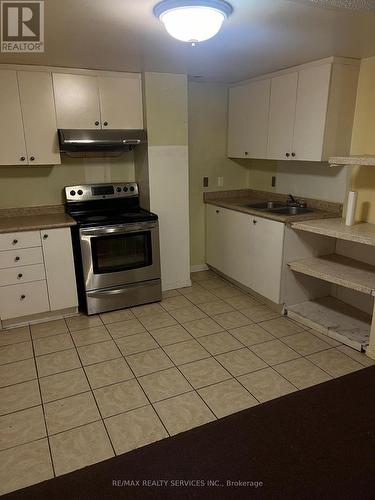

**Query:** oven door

left=79, top=221, right=161, bottom=292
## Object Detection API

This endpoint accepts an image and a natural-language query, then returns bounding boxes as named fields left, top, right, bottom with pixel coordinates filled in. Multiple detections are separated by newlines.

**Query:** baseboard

left=190, top=264, right=209, bottom=273
left=1, top=307, right=79, bottom=330
left=162, top=279, right=192, bottom=292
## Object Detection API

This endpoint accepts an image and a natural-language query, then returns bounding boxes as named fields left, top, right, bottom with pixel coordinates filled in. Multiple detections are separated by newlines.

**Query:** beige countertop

left=0, top=206, right=76, bottom=234
left=204, top=189, right=342, bottom=224
left=291, top=218, right=375, bottom=247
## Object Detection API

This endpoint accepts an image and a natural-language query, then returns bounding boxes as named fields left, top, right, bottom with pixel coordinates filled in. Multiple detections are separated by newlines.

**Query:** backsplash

left=0, top=154, right=135, bottom=209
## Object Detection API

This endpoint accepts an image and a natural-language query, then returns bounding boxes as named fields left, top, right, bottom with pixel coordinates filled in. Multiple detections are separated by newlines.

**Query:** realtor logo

left=1, top=1, right=44, bottom=52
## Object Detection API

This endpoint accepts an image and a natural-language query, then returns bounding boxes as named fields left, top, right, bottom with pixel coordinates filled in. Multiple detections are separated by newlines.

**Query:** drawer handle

left=12, top=239, right=18, bottom=245
left=15, top=256, right=20, bottom=262
left=17, top=273, right=23, bottom=279
left=20, top=295, right=26, bottom=300
left=43, top=234, right=48, bottom=240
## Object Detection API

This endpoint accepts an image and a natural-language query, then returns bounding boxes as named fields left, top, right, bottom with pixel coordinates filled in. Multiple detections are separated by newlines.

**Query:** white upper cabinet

left=227, top=79, right=270, bottom=159
left=227, top=57, right=359, bottom=162
left=0, top=70, right=28, bottom=165
left=291, top=64, right=331, bottom=162
left=267, top=72, right=298, bottom=160
left=98, top=76, right=143, bottom=129
left=0, top=69, right=60, bottom=166
left=18, top=71, right=61, bottom=165
left=53, top=72, right=143, bottom=130
left=53, top=73, right=101, bottom=129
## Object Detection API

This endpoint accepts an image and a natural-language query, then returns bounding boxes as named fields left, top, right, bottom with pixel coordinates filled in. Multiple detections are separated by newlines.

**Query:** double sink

left=242, top=201, right=313, bottom=216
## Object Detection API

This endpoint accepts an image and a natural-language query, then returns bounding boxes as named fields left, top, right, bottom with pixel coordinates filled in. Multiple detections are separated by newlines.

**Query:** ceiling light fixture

left=154, top=0, right=233, bottom=45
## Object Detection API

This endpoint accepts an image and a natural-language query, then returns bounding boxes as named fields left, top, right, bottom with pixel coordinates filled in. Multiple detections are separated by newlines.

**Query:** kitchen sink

left=242, top=201, right=286, bottom=210
left=271, top=206, right=313, bottom=215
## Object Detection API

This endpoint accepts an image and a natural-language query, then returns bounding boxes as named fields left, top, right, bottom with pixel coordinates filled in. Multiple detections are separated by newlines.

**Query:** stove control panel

left=65, top=183, right=139, bottom=202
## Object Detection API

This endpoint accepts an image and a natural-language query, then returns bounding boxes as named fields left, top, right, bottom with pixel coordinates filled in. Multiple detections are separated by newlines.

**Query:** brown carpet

left=5, top=366, right=375, bottom=500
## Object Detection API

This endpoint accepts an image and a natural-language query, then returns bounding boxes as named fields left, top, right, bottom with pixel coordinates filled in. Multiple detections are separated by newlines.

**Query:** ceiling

left=0, top=0, right=374, bottom=82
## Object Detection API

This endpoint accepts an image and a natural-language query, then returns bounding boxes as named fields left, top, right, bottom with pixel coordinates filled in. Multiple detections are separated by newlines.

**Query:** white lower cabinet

left=206, top=205, right=285, bottom=303
left=0, top=227, right=78, bottom=323
left=0, top=281, right=50, bottom=320
left=41, top=228, right=78, bottom=311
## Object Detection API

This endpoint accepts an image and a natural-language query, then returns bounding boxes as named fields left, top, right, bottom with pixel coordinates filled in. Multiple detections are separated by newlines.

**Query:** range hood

left=58, top=129, right=147, bottom=157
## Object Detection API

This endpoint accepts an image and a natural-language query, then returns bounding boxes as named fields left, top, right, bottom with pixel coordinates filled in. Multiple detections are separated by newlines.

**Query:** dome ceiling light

left=154, top=0, right=233, bottom=45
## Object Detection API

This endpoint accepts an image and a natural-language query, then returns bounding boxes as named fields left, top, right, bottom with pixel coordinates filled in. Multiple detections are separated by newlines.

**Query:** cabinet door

left=53, top=73, right=101, bottom=129
left=292, top=64, right=331, bottom=161
left=206, top=205, right=251, bottom=286
left=206, top=204, right=225, bottom=272
left=41, top=228, right=78, bottom=311
left=227, top=84, right=249, bottom=158
left=18, top=71, right=61, bottom=165
left=250, top=217, right=285, bottom=303
left=0, top=70, right=27, bottom=165
left=98, top=76, right=143, bottom=129
left=244, top=79, right=270, bottom=159
left=267, top=72, right=298, bottom=160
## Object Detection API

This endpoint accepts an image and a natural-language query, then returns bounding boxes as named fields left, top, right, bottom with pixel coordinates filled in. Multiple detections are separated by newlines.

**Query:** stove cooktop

left=68, top=208, right=158, bottom=227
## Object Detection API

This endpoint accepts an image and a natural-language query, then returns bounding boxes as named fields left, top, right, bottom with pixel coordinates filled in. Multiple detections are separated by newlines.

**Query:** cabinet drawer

left=0, top=280, right=49, bottom=320
left=0, top=264, right=45, bottom=287
left=0, top=247, right=43, bottom=269
left=0, top=231, right=41, bottom=251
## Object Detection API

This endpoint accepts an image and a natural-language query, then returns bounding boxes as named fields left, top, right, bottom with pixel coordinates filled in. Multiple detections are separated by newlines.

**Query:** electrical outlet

left=218, top=176, right=224, bottom=187
left=203, top=177, right=209, bottom=188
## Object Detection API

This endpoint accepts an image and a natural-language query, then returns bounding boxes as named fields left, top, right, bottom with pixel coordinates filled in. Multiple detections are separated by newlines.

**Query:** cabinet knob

left=95, top=121, right=100, bottom=126
left=291, top=152, right=296, bottom=157
left=216, top=210, right=220, bottom=214
left=30, top=156, right=35, bottom=161
left=103, top=121, right=108, bottom=127
left=253, top=220, right=257, bottom=225
left=286, top=153, right=290, bottom=158
left=15, top=256, right=20, bottom=262
left=17, top=273, right=23, bottom=279
left=43, top=234, right=48, bottom=240
left=12, top=239, right=18, bottom=245
left=20, top=294, right=26, bottom=300
left=244, top=151, right=248, bottom=156
left=20, top=156, right=26, bottom=162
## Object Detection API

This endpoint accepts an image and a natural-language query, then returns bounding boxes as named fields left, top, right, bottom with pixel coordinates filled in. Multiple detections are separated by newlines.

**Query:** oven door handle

left=80, top=222, right=157, bottom=236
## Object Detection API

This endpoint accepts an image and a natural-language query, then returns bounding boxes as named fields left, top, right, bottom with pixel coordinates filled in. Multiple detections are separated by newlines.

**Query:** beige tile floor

left=0, top=269, right=374, bottom=495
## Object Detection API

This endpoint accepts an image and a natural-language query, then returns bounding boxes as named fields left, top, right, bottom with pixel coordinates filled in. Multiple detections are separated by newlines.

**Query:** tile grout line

left=29, top=322, right=57, bottom=478
left=69, top=321, right=118, bottom=458
left=106, top=323, right=172, bottom=442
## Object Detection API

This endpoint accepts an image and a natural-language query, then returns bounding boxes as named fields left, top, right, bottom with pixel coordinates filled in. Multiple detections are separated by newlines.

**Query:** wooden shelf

left=287, top=297, right=371, bottom=351
left=291, top=218, right=375, bottom=247
left=289, top=254, right=375, bottom=296
left=329, top=155, right=375, bottom=166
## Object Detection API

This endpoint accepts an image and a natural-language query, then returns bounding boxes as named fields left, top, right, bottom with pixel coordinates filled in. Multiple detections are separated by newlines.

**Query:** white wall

left=275, top=161, right=347, bottom=202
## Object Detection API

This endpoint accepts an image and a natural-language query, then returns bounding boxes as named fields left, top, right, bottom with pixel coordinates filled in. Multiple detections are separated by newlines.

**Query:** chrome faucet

left=287, top=194, right=306, bottom=208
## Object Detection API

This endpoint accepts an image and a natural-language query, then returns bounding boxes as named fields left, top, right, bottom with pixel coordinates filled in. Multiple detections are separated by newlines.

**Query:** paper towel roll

left=346, top=191, right=358, bottom=226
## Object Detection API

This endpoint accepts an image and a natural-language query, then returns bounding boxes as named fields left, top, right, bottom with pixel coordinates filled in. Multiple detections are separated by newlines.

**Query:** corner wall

left=188, top=81, right=251, bottom=268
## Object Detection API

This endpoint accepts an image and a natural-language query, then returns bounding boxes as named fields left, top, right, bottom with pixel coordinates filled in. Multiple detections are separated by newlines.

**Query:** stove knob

left=116, top=187, right=121, bottom=193
left=70, top=190, right=76, bottom=196
left=77, top=190, right=83, bottom=196
left=130, top=186, right=135, bottom=192
left=123, top=187, right=128, bottom=192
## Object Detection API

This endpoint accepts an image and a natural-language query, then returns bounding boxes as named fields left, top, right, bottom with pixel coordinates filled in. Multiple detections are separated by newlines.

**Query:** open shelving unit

left=288, top=219, right=375, bottom=353
left=288, top=254, right=375, bottom=296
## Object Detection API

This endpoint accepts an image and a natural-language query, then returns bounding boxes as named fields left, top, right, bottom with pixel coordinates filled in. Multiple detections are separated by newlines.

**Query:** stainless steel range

left=65, top=182, right=162, bottom=315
